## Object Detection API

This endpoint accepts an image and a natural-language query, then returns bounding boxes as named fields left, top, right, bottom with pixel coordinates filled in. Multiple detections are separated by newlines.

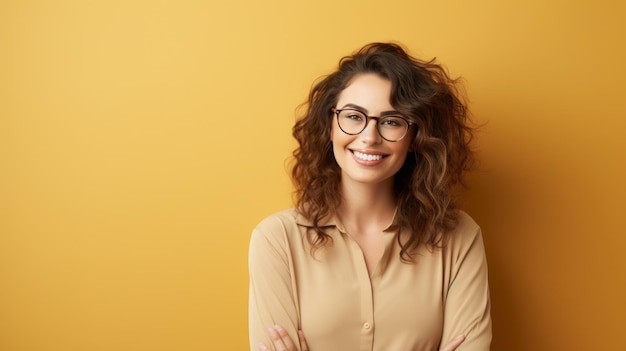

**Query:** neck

left=338, top=179, right=397, bottom=232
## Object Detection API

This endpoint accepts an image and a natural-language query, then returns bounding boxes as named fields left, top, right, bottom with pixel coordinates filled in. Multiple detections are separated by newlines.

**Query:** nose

left=359, top=119, right=382, bottom=144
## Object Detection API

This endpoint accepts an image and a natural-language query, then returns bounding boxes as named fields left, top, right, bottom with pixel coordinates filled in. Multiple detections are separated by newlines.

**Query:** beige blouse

left=248, top=209, right=491, bottom=351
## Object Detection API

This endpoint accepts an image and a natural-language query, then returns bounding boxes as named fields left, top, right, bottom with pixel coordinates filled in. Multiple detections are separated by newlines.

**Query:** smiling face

left=331, top=73, right=413, bottom=189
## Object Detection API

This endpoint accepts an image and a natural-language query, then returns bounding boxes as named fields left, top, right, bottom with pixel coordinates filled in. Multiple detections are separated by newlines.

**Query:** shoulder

left=251, top=208, right=302, bottom=246
left=445, top=210, right=484, bottom=253
left=438, top=211, right=489, bottom=282
left=254, top=208, right=300, bottom=233
left=249, top=208, right=308, bottom=265
left=454, top=210, right=480, bottom=236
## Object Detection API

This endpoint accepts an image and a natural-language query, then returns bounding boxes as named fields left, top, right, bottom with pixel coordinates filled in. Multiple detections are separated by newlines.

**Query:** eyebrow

left=340, top=103, right=401, bottom=116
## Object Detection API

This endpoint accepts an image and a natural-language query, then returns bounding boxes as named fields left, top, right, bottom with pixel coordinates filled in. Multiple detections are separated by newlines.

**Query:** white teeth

left=353, top=151, right=383, bottom=161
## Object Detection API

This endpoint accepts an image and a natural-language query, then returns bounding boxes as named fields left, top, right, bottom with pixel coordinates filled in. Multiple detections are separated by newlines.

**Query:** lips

left=352, top=150, right=386, bottom=161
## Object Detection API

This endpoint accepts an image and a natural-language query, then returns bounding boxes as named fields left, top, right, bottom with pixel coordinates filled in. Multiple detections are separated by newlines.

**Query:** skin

left=331, top=73, right=413, bottom=192
left=260, top=74, right=465, bottom=350
left=260, top=325, right=465, bottom=351
left=258, top=326, right=308, bottom=351
left=331, top=73, right=413, bottom=274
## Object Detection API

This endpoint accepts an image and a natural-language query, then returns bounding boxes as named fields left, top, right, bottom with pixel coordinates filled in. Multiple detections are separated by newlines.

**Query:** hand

left=257, top=325, right=460, bottom=351
left=440, top=335, right=465, bottom=351
left=258, top=325, right=309, bottom=351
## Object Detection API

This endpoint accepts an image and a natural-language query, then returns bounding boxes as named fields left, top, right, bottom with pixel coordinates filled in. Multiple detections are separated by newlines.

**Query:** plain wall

left=1, top=1, right=624, bottom=350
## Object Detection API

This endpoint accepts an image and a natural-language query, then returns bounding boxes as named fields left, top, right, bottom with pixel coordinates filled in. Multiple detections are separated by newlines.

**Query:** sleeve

left=248, top=219, right=301, bottom=351
left=439, top=226, right=492, bottom=351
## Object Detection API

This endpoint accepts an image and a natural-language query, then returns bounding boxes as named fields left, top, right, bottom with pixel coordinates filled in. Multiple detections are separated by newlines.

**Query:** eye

left=380, top=116, right=407, bottom=128
left=339, top=110, right=365, bottom=122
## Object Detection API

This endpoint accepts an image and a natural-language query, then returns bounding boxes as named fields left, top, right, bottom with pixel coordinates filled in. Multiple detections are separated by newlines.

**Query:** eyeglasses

left=332, top=108, right=414, bottom=142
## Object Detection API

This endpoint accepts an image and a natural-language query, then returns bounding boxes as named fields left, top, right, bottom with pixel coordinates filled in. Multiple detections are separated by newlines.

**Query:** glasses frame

left=332, top=107, right=414, bottom=142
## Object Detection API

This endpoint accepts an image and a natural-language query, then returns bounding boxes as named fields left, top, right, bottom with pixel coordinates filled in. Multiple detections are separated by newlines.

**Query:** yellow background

left=1, top=1, right=625, bottom=350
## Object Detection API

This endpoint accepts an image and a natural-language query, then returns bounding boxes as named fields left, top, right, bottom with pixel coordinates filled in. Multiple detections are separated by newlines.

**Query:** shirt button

left=363, top=322, right=371, bottom=329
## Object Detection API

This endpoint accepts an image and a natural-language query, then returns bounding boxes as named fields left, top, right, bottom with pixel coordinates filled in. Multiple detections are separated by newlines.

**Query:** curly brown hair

left=291, top=42, right=475, bottom=261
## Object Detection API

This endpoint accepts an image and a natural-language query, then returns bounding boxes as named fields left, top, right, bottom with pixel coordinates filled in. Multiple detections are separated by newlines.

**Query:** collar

left=294, top=206, right=401, bottom=234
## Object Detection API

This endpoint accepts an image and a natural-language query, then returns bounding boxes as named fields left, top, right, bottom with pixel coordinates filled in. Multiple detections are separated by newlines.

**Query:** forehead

left=336, top=73, right=393, bottom=112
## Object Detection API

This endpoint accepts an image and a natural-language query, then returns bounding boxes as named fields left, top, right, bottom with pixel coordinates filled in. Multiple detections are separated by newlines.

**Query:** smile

left=352, top=151, right=385, bottom=161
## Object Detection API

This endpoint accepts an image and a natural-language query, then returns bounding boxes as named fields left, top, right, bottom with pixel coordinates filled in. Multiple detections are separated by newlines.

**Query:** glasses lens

left=337, top=109, right=367, bottom=134
left=378, top=116, right=409, bottom=141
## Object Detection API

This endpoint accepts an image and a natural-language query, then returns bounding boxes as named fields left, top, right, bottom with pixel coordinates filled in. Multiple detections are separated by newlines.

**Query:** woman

left=249, top=42, right=491, bottom=351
